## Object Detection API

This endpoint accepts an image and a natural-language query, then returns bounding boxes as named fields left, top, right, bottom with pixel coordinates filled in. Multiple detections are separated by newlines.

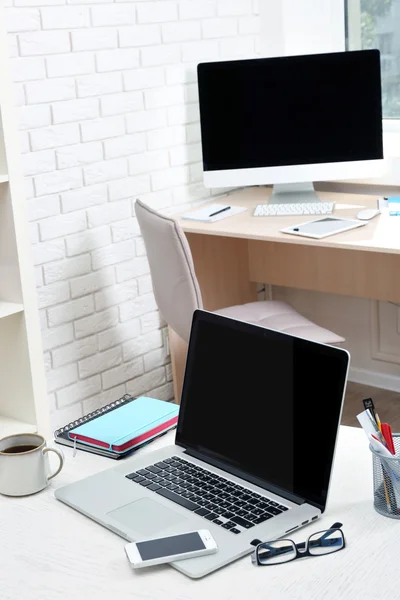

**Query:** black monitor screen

left=176, top=311, right=349, bottom=511
left=198, top=50, right=383, bottom=171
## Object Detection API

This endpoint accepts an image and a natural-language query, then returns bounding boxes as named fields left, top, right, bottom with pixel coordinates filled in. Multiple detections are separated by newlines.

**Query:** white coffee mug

left=0, top=433, right=64, bottom=496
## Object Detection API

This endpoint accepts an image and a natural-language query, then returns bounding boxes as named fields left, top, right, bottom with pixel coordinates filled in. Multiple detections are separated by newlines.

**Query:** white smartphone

left=125, top=530, right=218, bottom=568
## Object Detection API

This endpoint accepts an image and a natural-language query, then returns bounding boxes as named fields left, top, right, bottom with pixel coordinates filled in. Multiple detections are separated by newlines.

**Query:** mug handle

left=43, top=447, right=64, bottom=480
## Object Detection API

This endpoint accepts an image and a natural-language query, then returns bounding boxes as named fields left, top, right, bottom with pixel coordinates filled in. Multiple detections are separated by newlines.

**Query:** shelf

left=0, top=301, right=23, bottom=319
left=0, top=415, right=36, bottom=438
left=0, top=13, right=51, bottom=439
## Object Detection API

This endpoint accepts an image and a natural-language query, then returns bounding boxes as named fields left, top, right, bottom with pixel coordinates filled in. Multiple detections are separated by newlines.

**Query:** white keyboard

left=253, top=202, right=335, bottom=217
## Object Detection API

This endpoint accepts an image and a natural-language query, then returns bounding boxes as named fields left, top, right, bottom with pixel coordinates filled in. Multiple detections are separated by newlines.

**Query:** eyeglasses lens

left=257, top=540, right=297, bottom=565
left=308, top=529, right=344, bottom=556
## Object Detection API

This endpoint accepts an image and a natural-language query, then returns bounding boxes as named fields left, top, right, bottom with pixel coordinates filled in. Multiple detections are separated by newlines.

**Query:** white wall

left=259, top=0, right=345, bottom=57
left=5, top=0, right=260, bottom=429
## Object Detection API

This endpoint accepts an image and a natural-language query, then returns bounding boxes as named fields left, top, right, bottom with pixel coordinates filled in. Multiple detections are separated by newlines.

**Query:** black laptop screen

left=176, top=311, right=349, bottom=511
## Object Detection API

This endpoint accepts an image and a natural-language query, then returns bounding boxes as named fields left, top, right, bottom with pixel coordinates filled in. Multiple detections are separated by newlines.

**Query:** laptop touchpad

left=107, top=498, right=187, bottom=536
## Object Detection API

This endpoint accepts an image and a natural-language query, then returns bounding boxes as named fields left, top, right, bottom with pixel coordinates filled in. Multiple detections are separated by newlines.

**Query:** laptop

left=55, top=310, right=350, bottom=578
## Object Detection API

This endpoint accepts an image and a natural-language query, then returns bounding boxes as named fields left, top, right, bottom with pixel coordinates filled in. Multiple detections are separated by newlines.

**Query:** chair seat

left=214, top=301, right=345, bottom=345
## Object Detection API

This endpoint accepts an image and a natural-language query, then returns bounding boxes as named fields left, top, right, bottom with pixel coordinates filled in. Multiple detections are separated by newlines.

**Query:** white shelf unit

left=0, top=6, right=50, bottom=439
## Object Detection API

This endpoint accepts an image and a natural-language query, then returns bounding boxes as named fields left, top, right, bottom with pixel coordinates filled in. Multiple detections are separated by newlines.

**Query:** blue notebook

left=68, top=396, right=179, bottom=454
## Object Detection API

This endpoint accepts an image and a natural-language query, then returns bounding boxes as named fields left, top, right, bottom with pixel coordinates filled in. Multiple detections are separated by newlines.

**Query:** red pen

left=381, top=423, right=396, bottom=455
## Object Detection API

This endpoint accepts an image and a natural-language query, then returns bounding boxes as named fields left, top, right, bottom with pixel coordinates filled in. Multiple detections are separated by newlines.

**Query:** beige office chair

left=135, top=199, right=344, bottom=396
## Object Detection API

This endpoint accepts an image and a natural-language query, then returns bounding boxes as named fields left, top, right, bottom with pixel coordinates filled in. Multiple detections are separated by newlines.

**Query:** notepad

left=182, top=204, right=247, bottom=223
left=68, top=396, right=179, bottom=454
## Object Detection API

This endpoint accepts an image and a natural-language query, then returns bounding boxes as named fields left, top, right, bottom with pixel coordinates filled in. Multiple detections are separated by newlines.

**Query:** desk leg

left=185, top=233, right=256, bottom=310
left=169, top=327, right=187, bottom=405
left=169, top=233, right=257, bottom=403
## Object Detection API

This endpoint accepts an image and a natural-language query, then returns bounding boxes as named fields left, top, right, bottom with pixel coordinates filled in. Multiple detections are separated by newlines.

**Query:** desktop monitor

left=197, top=50, right=384, bottom=203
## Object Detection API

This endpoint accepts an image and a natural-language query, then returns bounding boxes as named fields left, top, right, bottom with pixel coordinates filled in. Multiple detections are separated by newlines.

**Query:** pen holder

left=371, top=434, right=400, bottom=519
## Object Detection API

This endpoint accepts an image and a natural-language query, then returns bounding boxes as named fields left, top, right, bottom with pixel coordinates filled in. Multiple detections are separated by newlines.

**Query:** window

left=346, top=0, right=400, bottom=119
left=378, top=32, right=393, bottom=54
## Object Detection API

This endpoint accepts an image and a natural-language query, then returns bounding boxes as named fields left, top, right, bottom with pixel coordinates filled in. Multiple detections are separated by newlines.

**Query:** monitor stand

left=269, top=182, right=320, bottom=204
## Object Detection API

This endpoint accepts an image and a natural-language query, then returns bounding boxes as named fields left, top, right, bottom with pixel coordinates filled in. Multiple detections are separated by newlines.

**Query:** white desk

left=1, top=426, right=399, bottom=600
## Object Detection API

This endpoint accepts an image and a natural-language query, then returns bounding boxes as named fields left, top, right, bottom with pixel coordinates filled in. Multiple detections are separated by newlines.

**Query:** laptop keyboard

left=125, top=456, right=288, bottom=534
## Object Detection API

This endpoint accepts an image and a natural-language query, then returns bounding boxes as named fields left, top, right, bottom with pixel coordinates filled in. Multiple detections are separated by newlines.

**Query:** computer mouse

left=356, top=209, right=380, bottom=221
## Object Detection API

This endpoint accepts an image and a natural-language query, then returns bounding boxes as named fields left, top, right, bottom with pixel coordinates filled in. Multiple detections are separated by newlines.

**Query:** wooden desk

left=170, top=187, right=400, bottom=401
left=1, top=427, right=399, bottom=600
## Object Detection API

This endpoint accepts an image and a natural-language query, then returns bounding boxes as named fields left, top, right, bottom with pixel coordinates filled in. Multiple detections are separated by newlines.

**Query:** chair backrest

left=135, top=199, right=203, bottom=343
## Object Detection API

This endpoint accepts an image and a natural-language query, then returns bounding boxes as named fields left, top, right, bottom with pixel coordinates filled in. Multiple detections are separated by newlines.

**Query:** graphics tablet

left=281, top=216, right=367, bottom=239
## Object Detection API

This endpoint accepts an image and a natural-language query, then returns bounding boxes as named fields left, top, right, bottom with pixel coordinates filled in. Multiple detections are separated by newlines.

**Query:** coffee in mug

left=0, top=433, right=64, bottom=496
left=2, top=445, right=37, bottom=454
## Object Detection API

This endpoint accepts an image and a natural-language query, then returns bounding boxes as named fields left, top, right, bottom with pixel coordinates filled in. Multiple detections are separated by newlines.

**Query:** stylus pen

left=209, top=206, right=231, bottom=217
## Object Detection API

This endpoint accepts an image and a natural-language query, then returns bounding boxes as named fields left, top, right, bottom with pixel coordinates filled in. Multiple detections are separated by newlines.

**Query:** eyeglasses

left=251, top=522, right=345, bottom=566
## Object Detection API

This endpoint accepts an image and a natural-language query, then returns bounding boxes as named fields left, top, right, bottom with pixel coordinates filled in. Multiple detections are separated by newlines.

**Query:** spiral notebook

left=54, top=394, right=179, bottom=460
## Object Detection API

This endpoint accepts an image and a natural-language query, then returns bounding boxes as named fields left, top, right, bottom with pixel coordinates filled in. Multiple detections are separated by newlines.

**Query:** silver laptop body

left=56, top=311, right=349, bottom=578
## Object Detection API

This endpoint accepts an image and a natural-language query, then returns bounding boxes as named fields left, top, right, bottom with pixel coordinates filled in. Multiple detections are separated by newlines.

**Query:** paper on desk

left=182, top=204, right=247, bottom=223
left=378, top=198, right=388, bottom=211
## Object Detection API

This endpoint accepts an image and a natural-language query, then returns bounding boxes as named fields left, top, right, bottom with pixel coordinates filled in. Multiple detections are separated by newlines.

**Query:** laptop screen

left=176, top=311, right=349, bottom=511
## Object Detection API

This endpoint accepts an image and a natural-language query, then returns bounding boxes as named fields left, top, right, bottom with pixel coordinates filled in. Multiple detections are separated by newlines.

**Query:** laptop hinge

left=183, top=447, right=307, bottom=506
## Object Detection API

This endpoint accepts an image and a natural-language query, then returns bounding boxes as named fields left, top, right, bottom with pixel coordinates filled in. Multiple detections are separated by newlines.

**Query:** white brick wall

left=6, top=0, right=260, bottom=428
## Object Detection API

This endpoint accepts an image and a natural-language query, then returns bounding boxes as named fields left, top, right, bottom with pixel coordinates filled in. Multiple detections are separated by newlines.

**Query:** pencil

left=382, top=466, right=396, bottom=513
left=383, top=472, right=391, bottom=512
left=376, top=412, right=382, bottom=432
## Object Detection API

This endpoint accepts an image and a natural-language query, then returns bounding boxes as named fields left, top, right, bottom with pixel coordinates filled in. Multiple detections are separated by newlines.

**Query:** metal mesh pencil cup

left=371, top=434, right=400, bottom=519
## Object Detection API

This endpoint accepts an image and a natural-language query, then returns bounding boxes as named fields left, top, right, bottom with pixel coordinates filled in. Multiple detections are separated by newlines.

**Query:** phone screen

left=136, top=532, right=205, bottom=560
